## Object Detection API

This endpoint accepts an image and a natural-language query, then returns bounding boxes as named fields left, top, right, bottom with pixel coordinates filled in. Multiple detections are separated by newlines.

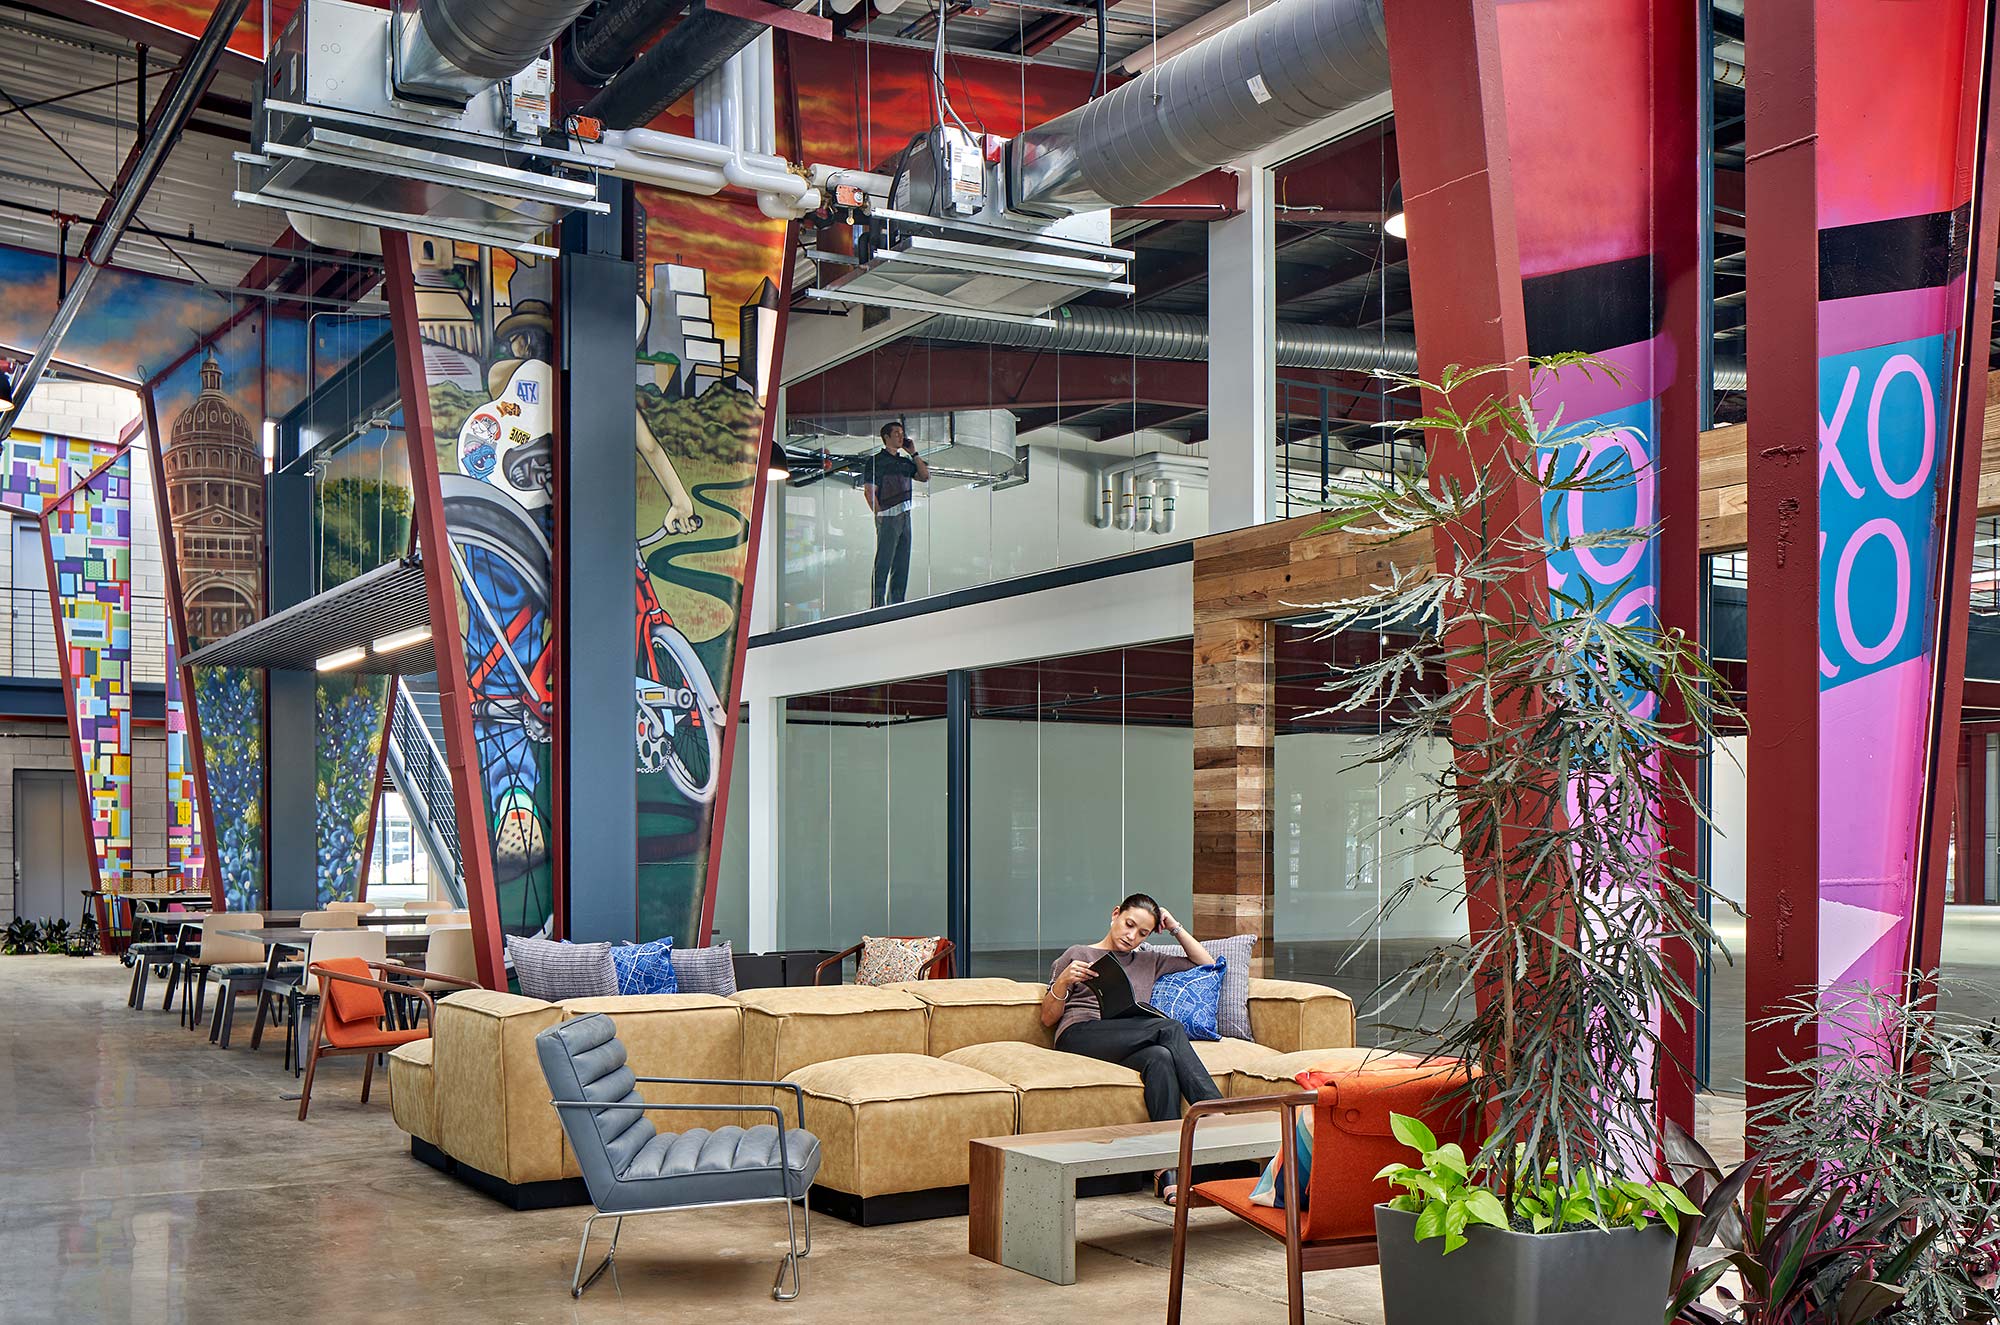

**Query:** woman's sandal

left=1155, top=1169, right=1180, bottom=1207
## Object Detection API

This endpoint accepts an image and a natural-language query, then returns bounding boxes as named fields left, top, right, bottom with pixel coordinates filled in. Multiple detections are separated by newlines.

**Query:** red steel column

left=1743, top=0, right=1821, bottom=1128
left=1651, top=0, right=1707, bottom=1135
left=384, top=236, right=507, bottom=989
left=1383, top=0, right=1537, bottom=964
left=1915, top=7, right=2000, bottom=975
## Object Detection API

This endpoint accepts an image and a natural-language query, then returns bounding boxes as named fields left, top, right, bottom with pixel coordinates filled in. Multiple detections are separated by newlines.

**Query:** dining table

left=218, top=925, right=438, bottom=960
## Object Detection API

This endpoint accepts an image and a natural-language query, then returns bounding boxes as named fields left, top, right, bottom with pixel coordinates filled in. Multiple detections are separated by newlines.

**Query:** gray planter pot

left=1375, top=1204, right=1675, bottom=1325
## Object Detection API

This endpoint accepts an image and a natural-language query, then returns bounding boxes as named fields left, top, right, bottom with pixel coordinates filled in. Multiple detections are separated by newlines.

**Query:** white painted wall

left=776, top=437, right=1209, bottom=626
left=1708, top=734, right=1748, bottom=910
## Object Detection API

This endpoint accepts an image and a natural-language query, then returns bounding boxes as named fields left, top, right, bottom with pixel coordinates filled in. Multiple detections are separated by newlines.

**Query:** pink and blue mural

left=1808, top=0, right=1991, bottom=1034
left=43, top=453, right=135, bottom=888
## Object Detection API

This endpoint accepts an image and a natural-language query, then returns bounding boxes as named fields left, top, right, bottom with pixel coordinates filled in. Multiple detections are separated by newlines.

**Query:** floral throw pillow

left=854, top=936, right=941, bottom=986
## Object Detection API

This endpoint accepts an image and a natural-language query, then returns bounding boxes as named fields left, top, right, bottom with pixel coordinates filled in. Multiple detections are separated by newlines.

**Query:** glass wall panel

left=967, top=643, right=1194, bottom=980
left=1272, top=620, right=1468, bottom=1049
left=779, top=679, right=946, bottom=953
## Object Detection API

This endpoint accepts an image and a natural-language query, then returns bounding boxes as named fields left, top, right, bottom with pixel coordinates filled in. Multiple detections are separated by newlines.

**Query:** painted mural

left=631, top=186, right=789, bottom=945
left=150, top=333, right=269, bottom=909
left=0, top=430, right=123, bottom=513
left=404, top=236, right=556, bottom=938
left=76, top=0, right=291, bottom=64
left=309, top=421, right=413, bottom=903
left=44, top=452, right=135, bottom=888
left=1807, top=0, right=1991, bottom=1038
left=165, top=616, right=204, bottom=890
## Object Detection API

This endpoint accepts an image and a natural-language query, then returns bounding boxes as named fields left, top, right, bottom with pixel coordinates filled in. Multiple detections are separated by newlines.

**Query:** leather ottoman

left=785, top=1052, right=1017, bottom=1225
left=942, top=1041, right=1147, bottom=1134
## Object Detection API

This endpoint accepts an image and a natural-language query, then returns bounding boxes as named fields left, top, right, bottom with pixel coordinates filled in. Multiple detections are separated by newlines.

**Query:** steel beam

left=1742, top=0, right=1820, bottom=1125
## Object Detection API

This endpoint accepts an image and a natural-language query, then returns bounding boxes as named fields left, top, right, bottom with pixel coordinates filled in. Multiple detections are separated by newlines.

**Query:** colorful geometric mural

left=401, top=235, right=556, bottom=939
left=1809, top=0, right=1991, bottom=1036
left=43, top=452, right=134, bottom=889
left=316, top=674, right=390, bottom=904
left=0, top=430, right=122, bottom=514
left=631, top=186, right=790, bottom=945
left=165, top=616, right=204, bottom=890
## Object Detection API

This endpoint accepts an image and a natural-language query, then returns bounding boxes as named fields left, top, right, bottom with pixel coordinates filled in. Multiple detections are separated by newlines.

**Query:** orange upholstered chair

left=1166, top=1061, right=1477, bottom=1325
left=296, top=957, right=474, bottom=1121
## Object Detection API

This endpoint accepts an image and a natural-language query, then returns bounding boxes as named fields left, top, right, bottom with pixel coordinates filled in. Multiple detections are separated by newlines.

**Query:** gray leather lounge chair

left=534, top=1012, right=822, bottom=1300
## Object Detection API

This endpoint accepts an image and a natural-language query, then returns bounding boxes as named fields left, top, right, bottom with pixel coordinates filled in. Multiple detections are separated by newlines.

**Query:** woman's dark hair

left=1114, top=893, right=1161, bottom=925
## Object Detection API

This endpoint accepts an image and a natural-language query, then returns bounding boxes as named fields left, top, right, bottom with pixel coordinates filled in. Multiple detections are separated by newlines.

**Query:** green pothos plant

left=1379, top=1111, right=1697, bottom=1254
left=1303, top=356, right=1743, bottom=1205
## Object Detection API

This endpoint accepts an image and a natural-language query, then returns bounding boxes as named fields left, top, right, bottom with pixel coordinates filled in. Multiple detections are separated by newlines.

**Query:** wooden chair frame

left=297, top=960, right=476, bottom=1121
left=812, top=937, right=955, bottom=984
left=1166, top=1092, right=1381, bottom=1325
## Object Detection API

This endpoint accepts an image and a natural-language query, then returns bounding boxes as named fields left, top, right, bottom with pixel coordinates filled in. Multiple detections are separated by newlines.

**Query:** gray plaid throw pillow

left=1148, top=933, right=1255, bottom=1040
left=669, top=941, right=737, bottom=996
left=507, top=936, right=617, bottom=1001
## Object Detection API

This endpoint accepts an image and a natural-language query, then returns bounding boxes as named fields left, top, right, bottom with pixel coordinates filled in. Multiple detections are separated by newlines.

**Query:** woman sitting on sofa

left=1041, top=892, right=1222, bottom=1203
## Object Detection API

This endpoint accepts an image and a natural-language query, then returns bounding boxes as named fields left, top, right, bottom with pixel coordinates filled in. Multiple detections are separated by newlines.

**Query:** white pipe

left=1094, top=472, right=1114, bottom=527
left=809, top=164, right=896, bottom=198
left=603, top=149, right=728, bottom=194
left=1135, top=474, right=1154, bottom=531
left=603, top=127, right=819, bottom=212
left=1114, top=471, right=1135, bottom=530
left=1155, top=477, right=1179, bottom=535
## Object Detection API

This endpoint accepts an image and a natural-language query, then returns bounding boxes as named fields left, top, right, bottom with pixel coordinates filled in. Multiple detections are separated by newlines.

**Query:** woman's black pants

left=1057, top=1016, right=1221, bottom=1122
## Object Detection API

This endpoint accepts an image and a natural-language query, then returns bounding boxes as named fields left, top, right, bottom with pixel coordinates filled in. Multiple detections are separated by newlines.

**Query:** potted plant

left=1746, top=980, right=2000, bottom=1323
left=1662, top=1120, right=1935, bottom=1324
left=1304, top=357, right=1742, bottom=1325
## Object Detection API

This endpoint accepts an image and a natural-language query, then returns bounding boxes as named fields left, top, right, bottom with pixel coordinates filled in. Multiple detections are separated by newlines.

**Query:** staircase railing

left=387, top=677, right=466, bottom=907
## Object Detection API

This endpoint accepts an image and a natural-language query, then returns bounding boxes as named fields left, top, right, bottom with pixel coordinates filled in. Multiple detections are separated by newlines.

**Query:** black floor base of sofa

left=412, top=1137, right=590, bottom=1210
left=809, top=1171, right=1164, bottom=1227
left=809, top=1184, right=966, bottom=1225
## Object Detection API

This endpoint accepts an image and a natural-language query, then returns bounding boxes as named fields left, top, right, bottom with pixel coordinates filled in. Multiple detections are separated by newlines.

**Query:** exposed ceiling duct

left=582, top=1, right=769, bottom=130
left=397, top=0, right=596, bottom=101
left=1008, top=0, right=1389, bottom=216
left=915, top=307, right=1751, bottom=391
left=567, top=0, right=688, bottom=84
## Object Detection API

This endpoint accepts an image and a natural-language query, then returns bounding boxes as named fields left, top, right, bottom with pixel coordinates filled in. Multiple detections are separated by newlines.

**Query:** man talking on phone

left=861, top=419, right=929, bottom=608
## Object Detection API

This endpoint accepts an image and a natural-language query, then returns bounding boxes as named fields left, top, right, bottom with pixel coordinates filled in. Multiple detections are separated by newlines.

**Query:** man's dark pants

left=872, top=509, right=912, bottom=607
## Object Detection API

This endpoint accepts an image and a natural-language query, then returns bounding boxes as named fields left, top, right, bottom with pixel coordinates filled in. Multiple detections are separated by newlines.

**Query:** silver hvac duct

left=1009, top=0, right=1389, bottom=215
left=917, top=308, right=1752, bottom=390
left=398, top=0, right=596, bottom=101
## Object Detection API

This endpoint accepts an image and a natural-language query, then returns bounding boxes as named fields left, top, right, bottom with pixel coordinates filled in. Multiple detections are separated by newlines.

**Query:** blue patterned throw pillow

left=1151, top=958, right=1226, bottom=1041
left=611, top=937, right=677, bottom=996
left=1149, top=933, right=1255, bottom=1039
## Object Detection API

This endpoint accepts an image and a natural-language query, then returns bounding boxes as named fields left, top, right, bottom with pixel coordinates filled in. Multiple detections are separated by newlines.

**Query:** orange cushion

left=328, top=1024, right=429, bottom=1051
left=1195, top=1176, right=1291, bottom=1238
left=321, top=958, right=384, bottom=1024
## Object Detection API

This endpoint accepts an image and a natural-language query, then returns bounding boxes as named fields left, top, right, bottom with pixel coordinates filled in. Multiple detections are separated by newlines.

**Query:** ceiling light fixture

left=315, top=646, right=367, bottom=671
left=766, top=439, right=791, bottom=482
left=0, top=361, right=16, bottom=412
left=371, top=626, right=432, bottom=654
left=1383, top=179, right=1407, bottom=240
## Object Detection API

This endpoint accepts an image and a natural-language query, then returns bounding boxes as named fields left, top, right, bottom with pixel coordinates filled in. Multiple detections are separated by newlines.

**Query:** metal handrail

left=386, top=677, right=466, bottom=906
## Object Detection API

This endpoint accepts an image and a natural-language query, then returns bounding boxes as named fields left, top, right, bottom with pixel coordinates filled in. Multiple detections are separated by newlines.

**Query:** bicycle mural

left=405, top=237, right=558, bottom=939
left=630, top=185, right=790, bottom=945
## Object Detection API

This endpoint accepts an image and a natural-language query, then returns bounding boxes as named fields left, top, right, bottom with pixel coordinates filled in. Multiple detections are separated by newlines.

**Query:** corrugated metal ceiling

left=0, top=9, right=275, bottom=289
left=852, top=0, right=1226, bottom=72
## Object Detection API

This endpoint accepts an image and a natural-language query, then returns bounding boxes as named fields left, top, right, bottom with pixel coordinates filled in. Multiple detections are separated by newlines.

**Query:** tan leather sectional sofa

left=388, top=975, right=1360, bottom=1223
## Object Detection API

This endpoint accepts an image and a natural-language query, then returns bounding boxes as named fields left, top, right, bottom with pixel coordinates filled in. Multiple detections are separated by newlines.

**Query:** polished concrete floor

left=0, top=957, right=1755, bottom=1324
left=0, top=956, right=1402, bottom=1324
